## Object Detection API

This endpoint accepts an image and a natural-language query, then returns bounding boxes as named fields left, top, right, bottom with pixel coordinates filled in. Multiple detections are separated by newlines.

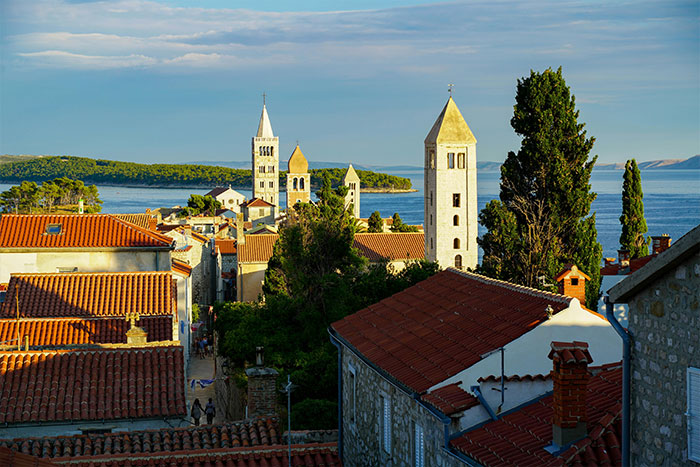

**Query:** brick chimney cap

left=548, top=341, right=593, bottom=365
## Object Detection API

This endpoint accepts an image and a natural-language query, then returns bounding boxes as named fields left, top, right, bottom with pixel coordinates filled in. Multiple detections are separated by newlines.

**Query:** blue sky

left=1, top=0, right=698, bottom=166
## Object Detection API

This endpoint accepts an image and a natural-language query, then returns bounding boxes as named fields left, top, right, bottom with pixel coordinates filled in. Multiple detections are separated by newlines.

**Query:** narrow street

left=186, top=350, right=217, bottom=425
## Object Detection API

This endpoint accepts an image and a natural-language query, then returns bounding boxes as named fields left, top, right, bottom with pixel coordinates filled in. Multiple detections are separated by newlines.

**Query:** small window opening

left=46, top=223, right=62, bottom=235
left=455, top=255, right=463, bottom=269
left=453, top=215, right=459, bottom=226
left=571, top=278, right=579, bottom=286
left=453, top=194, right=461, bottom=207
left=448, top=153, right=455, bottom=169
left=454, top=238, right=460, bottom=249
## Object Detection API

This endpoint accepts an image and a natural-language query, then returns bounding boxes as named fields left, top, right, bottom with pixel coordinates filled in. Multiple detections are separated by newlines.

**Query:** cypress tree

left=619, top=159, right=649, bottom=258
left=479, top=67, right=603, bottom=308
left=367, top=211, right=384, bottom=233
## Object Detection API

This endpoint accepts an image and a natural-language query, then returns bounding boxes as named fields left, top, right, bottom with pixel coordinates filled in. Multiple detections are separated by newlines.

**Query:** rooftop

left=288, top=144, right=309, bottom=174
left=331, top=268, right=571, bottom=393
left=0, top=346, right=186, bottom=424
left=0, top=271, right=176, bottom=319
left=425, top=97, right=476, bottom=145
left=0, top=214, right=173, bottom=250
left=421, top=383, right=479, bottom=416
left=214, top=238, right=237, bottom=255
left=241, top=198, right=275, bottom=208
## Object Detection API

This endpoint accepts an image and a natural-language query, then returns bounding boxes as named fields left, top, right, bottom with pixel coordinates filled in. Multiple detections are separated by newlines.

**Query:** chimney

left=148, top=217, right=158, bottom=231
left=245, top=346, right=278, bottom=417
left=236, top=212, right=246, bottom=245
left=548, top=341, right=593, bottom=447
left=556, top=265, right=588, bottom=306
left=617, top=249, right=630, bottom=269
left=651, top=234, right=671, bottom=255
left=125, top=312, right=147, bottom=345
left=604, top=257, right=616, bottom=267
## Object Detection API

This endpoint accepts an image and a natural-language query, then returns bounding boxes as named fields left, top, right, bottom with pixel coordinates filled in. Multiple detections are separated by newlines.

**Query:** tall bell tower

left=252, top=97, right=279, bottom=214
left=424, top=96, right=478, bottom=269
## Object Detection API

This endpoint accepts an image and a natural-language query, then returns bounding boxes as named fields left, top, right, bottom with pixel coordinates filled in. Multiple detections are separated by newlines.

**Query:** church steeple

left=343, top=164, right=360, bottom=218
left=286, top=144, right=311, bottom=208
left=252, top=99, right=279, bottom=217
left=256, top=104, right=274, bottom=138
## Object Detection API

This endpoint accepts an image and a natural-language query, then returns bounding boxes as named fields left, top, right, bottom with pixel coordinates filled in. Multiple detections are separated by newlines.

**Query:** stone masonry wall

left=629, top=250, right=700, bottom=466
left=341, top=348, right=464, bottom=467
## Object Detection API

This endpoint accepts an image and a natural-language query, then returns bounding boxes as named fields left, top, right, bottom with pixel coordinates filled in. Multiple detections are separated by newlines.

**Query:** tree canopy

left=367, top=211, right=384, bottom=233
left=180, top=194, right=222, bottom=217
left=478, top=67, right=602, bottom=308
left=619, top=159, right=649, bottom=258
left=0, top=178, right=102, bottom=214
left=390, top=212, right=419, bottom=232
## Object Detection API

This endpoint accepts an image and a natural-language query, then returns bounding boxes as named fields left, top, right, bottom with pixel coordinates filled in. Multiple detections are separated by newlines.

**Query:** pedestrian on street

left=199, top=338, right=206, bottom=359
left=191, top=398, right=203, bottom=426
left=205, top=398, right=216, bottom=424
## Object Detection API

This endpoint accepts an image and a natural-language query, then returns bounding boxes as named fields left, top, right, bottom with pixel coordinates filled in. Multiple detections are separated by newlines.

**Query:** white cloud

left=16, top=50, right=157, bottom=69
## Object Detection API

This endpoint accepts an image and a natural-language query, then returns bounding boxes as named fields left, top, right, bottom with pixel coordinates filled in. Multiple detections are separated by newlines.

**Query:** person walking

left=205, top=398, right=216, bottom=424
left=199, top=338, right=206, bottom=360
left=191, top=398, right=203, bottom=426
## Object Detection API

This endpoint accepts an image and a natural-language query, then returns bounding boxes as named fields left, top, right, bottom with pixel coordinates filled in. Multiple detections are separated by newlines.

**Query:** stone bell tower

left=424, top=96, right=477, bottom=270
left=252, top=98, right=279, bottom=214
left=286, top=145, right=311, bottom=208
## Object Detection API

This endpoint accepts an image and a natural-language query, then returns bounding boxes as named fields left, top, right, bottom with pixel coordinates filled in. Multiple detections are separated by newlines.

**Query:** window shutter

left=383, top=397, right=391, bottom=453
left=689, top=367, right=700, bottom=462
left=414, top=424, right=424, bottom=467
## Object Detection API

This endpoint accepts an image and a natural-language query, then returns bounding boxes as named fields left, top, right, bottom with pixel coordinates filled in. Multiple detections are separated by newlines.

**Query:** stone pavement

left=186, top=352, right=217, bottom=426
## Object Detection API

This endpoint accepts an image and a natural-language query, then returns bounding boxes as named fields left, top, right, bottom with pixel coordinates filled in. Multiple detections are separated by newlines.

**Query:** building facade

left=343, top=164, right=361, bottom=219
left=252, top=104, right=279, bottom=213
left=424, top=97, right=478, bottom=270
left=287, top=145, right=311, bottom=208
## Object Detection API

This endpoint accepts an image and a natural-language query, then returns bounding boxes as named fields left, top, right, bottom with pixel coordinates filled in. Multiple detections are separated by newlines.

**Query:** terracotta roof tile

left=215, top=238, right=237, bottom=255
left=110, top=214, right=154, bottom=230
left=0, top=272, right=176, bottom=318
left=599, top=255, right=656, bottom=276
left=241, top=198, right=275, bottom=208
left=171, top=258, right=193, bottom=277
left=548, top=341, right=593, bottom=365
left=238, top=234, right=279, bottom=263
left=477, top=373, right=551, bottom=383
left=2, top=418, right=280, bottom=460
left=331, top=269, right=572, bottom=393
left=353, top=232, right=424, bottom=261
left=450, top=364, right=622, bottom=466
left=0, top=447, right=57, bottom=466
left=421, top=383, right=479, bottom=416
left=0, top=214, right=173, bottom=249
left=0, top=346, right=186, bottom=424
left=0, top=316, right=172, bottom=347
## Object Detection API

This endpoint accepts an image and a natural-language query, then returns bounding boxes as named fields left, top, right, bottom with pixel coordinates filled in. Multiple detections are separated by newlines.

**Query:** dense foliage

left=478, top=67, right=602, bottom=308
left=214, top=175, right=438, bottom=429
left=390, top=212, right=420, bottom=232
left=180, top=194, right=222, bottom=217
left=367, top=211, right=384, bottom=232
left=0, top=177, right=102, bottom=214
left=619, top=159, right=649, bottom=258
left=0, top=156, right=412, bottom=190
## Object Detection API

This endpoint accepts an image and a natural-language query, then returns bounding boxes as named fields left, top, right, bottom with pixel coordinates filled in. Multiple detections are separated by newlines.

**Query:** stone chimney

left=236, top=212, right=246, bottom=245
left=125, top=312, right=147, bottom=345
left=548, top=341, right=593, bottom=447
left=555, top=265, right=589, bottom=306
left=604, top=257, right=616, bottom=267
left=245, top=346, right=278, bottom=417
left=617, top=249, right=630, bottom=269
left=651, top=234, right=671, bottom=255
left=148, top=217, right=158, bottom=231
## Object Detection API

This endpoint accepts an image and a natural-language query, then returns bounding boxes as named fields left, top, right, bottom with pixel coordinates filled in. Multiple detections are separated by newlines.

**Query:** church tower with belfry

left=343, top=164, right=361, bottom=218
left=286, top=144, right=311, bottom=207
left=424, top=95, right=478, bottom=270
left=252, top=97, right=279, bottom=214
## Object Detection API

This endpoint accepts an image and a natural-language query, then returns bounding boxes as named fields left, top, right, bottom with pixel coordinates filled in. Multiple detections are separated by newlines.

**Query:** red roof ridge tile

left=477, top=373, right=551, bottom=383
left=447, top=268, right=573, bottom=306
left=548, top=341, right=593, bottom=364
left=107, top=214, right=175, bottom=245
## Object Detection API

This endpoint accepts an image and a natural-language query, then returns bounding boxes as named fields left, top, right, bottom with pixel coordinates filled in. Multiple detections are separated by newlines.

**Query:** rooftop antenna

left=448, top=83, right=454, bottom=97
left=281, top=375, right=298, bottom=466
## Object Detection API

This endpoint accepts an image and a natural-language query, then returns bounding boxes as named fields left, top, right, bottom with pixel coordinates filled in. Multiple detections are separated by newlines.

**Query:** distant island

left=0, top=155, right=414, bottom=192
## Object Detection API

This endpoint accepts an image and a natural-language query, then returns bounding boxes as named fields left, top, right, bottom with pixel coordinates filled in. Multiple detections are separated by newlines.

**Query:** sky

left=0, top=0, right=698, bottom=167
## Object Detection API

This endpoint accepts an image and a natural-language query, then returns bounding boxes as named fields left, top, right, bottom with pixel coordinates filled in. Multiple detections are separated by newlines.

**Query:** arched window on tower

left=453, top=215, right=459, bottom=226
left=300, top=178, right=305, bottom=190
left=293, top=178, right=298, bottom=190
left=455, top=255, right=462, bottom=269
left=453, top=238, right=460, bottom=249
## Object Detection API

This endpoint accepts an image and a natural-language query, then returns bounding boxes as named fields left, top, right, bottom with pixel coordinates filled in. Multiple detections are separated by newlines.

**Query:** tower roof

left=425, top=97, right=476, bottom=145
left=288, top=145, right=309, bottom=174
left=343, top=164, right=360, bottom=183
left=256, top=104, right=275, bottom=138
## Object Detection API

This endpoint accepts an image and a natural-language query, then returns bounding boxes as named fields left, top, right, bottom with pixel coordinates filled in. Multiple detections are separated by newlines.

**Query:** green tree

left=182, top=194, right=222, bottom=217
left=478, top=67, right=602, bottom=308
left=390, top=212, right=419, bottom=232
left=619, top=159, right=649, bottom=258
left=367, top=210, right=384, bottom=233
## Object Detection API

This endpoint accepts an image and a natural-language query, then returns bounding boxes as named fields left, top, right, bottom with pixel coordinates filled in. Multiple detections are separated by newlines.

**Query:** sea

left=2, top=169, right=699, bottom=259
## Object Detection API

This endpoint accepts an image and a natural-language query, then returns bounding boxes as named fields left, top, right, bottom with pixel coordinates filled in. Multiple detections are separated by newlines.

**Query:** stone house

left=608, top=224, right=700, bottom=465
left=0, top=214, right=174, bottom=283
left=329, top=268, right=622, bottom=466
left=241, top=198, right=276, bottom=226
left=161, top=225, right=214, bottom=306
left=205, top=186, right=246, bottom=213
left=212, top=238, right=237, bottom=301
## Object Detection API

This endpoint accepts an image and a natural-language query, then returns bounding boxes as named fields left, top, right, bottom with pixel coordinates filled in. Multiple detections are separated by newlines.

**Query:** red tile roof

left=450, top=364, right=622, bottom=466
left=241, top=198, right=275, bottom=208
left=421, top=383, right=479, bottom=416
left=600, top=255, right=655, bottom=275
left=171, top=258, right=193, bottom=277
left=0, top=214, right=174, bottom=249
left=2, top=418, right=279, bottom=459
left=238, top=234, right=279, bottom=263
left=548, top=341, right=593, bottom=365
left=331, top=269, right=571, bottom=393
left=477, top=373, right=551, bottom=384
left=0, top=346, right=186, bottom=424
left=0, top=316, right=173, bottom=347
left=110, top=213, right=154, bottom=230
left=0, top=447, right=57, bottom=467
left=353, top=232, right=425, bottom=261
left=0, top=272, right=176, bottom=318
left=215, top=238, right=237, bottom=255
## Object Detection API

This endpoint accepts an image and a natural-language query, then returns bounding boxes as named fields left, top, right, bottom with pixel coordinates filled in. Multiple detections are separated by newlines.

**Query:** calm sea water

left=2, top=169, right=698, bottom=259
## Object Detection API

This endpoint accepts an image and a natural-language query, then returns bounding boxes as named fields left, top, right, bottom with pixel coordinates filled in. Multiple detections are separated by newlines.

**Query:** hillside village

left=0, top=97, right=698, bottom=467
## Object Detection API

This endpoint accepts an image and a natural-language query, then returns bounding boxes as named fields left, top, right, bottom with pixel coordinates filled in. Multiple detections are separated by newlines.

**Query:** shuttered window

left=380, top=395, right=391, bottom=453
left=689, top=367, right=700, bottom=462
left=414, top=423, right=424, bottom=467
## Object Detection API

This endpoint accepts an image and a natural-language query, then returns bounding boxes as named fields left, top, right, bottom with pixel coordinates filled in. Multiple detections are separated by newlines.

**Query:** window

left=258, top=209, right=265, bottom=217
left=380, top=394, right=391, bottom=454
left=413, top=423, right=425, bottom=467
left=455, top=255, right=462, bottom=269
left=348, top=364, right=356, bottom=423
left=259, top=181, right=264, bottom=188
left=300, top=178, right=305, bottom=190
left=45, top=223, right=62, bottom=235
left=259, top=165, right=265, bottom=173
left=269, top=181, right=274, bottom=188
left=457, top=153, right=465, bottom=169
left=453, top=193, right=461, bottom=207
left=429, top=214, right=433, bottom=226
left=688, top=367, right=700, bottom=462
left=430, top=237, right=433, bottom=250
left=430, top=191, right=433, bottom=207
left=453, top=215, right=459, bottom=226
left=293, top=178, right=298, bottom=190
left=448, top=153, right=455, bottom=169
left=454, top=238, right=460, bottom=249
left=571, top=278, right=579, bottom=286
left=57, top=267, right=78, bottom=273
left=268, top=165, right=275, bottom=173
left=429, top=150, right=435, bottom=169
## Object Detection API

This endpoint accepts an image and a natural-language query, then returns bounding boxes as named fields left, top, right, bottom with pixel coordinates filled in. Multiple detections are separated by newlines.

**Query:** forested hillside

left=0, top=156, right=412, bottom=190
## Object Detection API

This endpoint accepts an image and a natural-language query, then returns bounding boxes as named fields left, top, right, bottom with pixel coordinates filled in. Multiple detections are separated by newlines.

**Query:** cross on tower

left=125, top=311, right=140, bottom=329
left=262, top=92, right=266, bottom=106
left=448, top=84, right=454, bottom=96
